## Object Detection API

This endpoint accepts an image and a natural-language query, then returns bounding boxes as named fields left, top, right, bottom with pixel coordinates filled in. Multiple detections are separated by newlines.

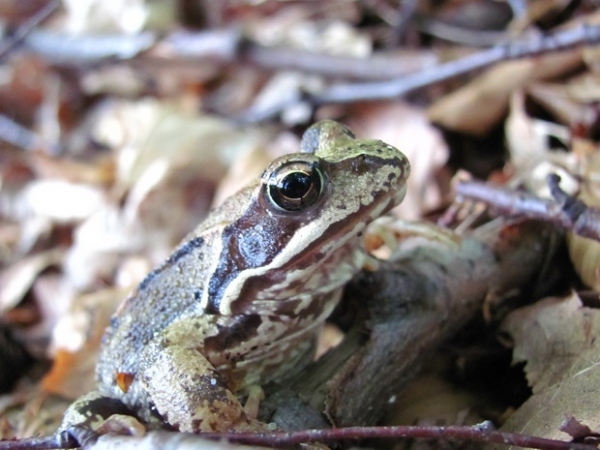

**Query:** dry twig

left=1, top=424, right=595, bottom=450
left=456, top=175, right=600, bottom=242
left=0, top=0, right=60, bottom=60
left=240, top=23, right=600, bottom=121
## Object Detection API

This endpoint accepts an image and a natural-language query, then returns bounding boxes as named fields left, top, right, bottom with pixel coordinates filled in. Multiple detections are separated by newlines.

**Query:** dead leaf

left=527, top=82, right=598, bottom=129
left=0, top=249, right=64, bottom=312
left=428, top=49, right=585, bottom=136
left=567, top=187, right=600, bottom=291
left=504, top=89, right=578, bottom=196
left=388, top=373, right=484, bottom=427
left=499, top=293, right=600, bottom=443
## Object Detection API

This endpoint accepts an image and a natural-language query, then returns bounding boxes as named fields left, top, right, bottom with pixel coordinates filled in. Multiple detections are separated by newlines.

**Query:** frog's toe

left=242, top=385, right=265, bottom=420
left=60, top=425, right=99, bottom=448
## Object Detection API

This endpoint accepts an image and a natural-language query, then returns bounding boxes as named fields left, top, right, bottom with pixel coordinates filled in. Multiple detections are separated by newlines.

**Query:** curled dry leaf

left=504, top=89, right=578, bottom=196
left=526, top=82, right=599, bottom=130
left=246, top=71, right=325, bottom=126
left=0, top=249, right=64, bottom=313
left=499, top=292, right=600, bottom=441
left=502, top=79, right=600, bottom=292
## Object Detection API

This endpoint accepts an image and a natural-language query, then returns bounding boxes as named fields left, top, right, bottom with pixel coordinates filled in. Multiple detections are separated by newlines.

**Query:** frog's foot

left=59, top=391, right=140, bottom=446
left=365, top=218, right=460, bottom=260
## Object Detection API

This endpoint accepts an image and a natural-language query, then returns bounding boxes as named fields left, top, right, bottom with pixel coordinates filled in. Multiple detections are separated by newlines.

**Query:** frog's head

left=203, top=120, right=410, bottom=316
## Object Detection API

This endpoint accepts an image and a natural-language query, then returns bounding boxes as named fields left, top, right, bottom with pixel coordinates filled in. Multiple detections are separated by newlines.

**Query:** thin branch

left=0, top=434, right=73, bottom=450
left=0, top=0, right=60, bottom=61
left=455, top=177, right=600, bottom=241
left=23, top=31, right=156, bottom=62
left=309, top=23, right=600, bottom=104
left=242, top=45, right=436, bottom=80
left=238, top=23, right=600, bottom=121
left=200, top=425, right=598, bottom=450
left=417, top=17, right=507, bottom=46
left=0, top=115, right=43, bottom=151
left=2, top=425, right=593, bottom=450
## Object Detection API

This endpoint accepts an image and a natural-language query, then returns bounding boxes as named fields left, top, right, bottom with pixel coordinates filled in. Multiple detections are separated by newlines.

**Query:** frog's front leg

left=138, top=342, right=255, bottom=433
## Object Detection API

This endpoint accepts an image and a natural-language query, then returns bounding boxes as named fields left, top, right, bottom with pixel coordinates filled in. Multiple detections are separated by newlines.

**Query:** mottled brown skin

left=59, top=121, right=410, bottom=441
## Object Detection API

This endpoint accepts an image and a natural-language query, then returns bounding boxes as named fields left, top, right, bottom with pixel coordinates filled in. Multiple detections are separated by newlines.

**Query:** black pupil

left=280, top=171, right=312, bottom=199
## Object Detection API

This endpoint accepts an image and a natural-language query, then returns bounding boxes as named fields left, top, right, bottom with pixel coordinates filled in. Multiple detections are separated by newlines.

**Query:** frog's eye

left=266, top=161, right=324, bottom=211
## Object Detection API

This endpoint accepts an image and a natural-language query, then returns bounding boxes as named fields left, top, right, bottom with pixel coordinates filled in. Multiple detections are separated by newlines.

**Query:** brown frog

left=59, top=120, right=410, bottom=444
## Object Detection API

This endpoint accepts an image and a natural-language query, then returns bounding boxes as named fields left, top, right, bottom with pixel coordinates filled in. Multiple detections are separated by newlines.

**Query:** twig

left=0, top=0, right=60, bottom=61
left=0, top=434, right=73, bottom=450
left=23, top=31, right=156, bottom=62
left=456, top=177, right=600, bottom=241
left=3, top=424, right=593, bottom=450
left=417, top=18, right=507, bottom=46
left=242, top=45, right=435, bottom=80
left=239, top=23, right=600, bottom=121
left=310, top=23, right=600, bottom=104
left=16, top=21, right=600, bottom=122
left=0, top=115, right=43, bottom=151
left=201, top=425, right=598, bottom=450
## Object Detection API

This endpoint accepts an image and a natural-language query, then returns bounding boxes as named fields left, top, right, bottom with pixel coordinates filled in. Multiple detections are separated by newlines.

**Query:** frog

left=58, top=120, right=410, bottom=445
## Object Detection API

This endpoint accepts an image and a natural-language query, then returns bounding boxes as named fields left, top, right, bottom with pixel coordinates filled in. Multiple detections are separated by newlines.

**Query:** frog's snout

left=389, top=151, right=411, bottom=206
left=394, top=152, right=410, bottom=183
